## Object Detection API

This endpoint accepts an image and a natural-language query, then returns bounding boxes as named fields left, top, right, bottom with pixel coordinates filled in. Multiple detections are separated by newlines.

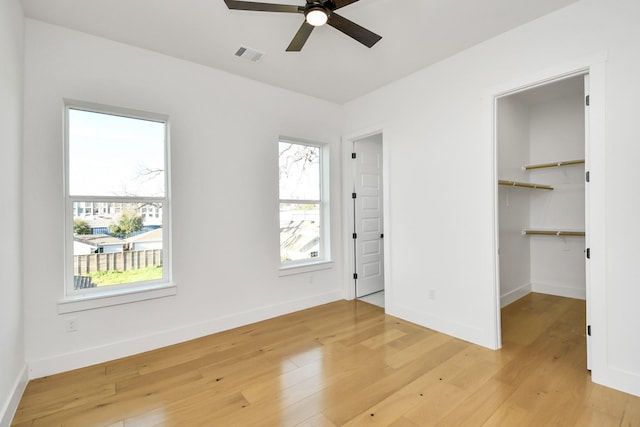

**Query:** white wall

left=498, top=83, right=586, bottom=306
left=22, top=20, right=344, bottom=377
left=343, top=0, right=640, bottom=396
left=497, top=96, right=532, bottom=306
left=528, top=90, right=586, bottom=299
left=0, top=0, right=26, bottom=424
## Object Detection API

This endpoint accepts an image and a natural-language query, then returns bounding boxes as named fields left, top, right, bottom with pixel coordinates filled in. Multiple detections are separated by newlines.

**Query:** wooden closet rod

left=523, top=159, right=585, bottom=170
left=498, top=180, right=554, bottom=190
left=523, top=230, right=586, bottom=237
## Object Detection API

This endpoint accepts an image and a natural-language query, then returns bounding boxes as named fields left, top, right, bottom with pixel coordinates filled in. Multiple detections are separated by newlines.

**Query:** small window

left=279, top=140, right=329, bottom=267
left=65, top=101, right=171, bottom=297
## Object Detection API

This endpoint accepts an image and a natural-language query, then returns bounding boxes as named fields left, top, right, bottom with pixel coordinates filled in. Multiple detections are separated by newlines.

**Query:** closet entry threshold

left=523, top=229, right=585, bottom=237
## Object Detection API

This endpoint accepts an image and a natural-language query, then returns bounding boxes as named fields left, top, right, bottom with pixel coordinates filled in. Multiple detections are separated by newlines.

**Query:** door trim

left=342, top=128, right=388, bottom=303
left=488, top=52, right=606, bottom=383
left=353, top=135, right=385, bottom=298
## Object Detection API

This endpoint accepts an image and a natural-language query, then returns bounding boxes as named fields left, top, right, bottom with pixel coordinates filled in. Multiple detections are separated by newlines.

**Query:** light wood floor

left=12, top=293, right=640, bottom=426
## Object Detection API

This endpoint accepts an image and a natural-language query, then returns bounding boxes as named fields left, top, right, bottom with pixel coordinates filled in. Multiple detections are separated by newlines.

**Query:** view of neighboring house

left=75, top=202, right=162, bottom=236
left=74, top=201, right=162, bottom=224
left=280, top=218, right=319, bottom=261
left=74, top=228, right=163, bottom=254
left=73, top=234, right=126, bottom=254
left=72, top=228, right=163, bottom=278
left=127, top=228, right=162, bottom=251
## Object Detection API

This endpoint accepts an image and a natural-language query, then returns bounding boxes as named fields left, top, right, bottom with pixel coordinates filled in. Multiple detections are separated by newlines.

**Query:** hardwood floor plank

left=241, top=361, right=323, bottom=404
left=587, top=382, right=631, bottom=419
left=434, top=379, right=517, bottom=427
left=573, top=406, right=623, bottom=426
left=11, top=376, right=116, bottom=425
left=388, top=417, right=422, bottom=427
left=481, top=400, right=531, bottom=427
left=359, top=327, right=407, bottom=350
left=384, top=331, right=453, bottom=370
left=342, top=391, right=423, bottom=426
left=323, top=340, right=469, bottom=425
left=12, top=294, right=640, bottom=426
left=622, top=394, right=640, bottom=426
left=29, top=369, right=207, bottom=427
left=403, top=380, right=471, bottom=426
left=295, top=413, right=337, bottom=427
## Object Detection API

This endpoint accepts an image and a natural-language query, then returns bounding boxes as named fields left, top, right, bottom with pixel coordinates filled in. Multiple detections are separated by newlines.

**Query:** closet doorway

left=495, top=73, right=591, bottom=367
left=351, top=133, right=385, bottom=305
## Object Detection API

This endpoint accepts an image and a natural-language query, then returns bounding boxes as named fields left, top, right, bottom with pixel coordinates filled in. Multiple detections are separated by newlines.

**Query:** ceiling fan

left=224, top=0, right=382, bottom=52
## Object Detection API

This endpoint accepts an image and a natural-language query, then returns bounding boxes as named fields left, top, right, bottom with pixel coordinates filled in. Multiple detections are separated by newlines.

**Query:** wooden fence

left=74, top=249, right=162, bottom=275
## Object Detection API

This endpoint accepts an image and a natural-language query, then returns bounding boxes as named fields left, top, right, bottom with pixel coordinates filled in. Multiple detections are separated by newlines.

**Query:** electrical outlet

left=428, top=289, right=436, bottom=300
left=66, top=317, right=78, bottom=332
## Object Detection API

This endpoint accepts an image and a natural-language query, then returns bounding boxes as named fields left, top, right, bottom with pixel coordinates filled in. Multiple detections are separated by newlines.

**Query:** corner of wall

left=0, top=365, right=28, bottom=427
left=500, top=283, right=532, bottom=307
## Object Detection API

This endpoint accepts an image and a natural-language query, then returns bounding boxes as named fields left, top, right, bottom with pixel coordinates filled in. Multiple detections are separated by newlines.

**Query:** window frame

left=60, top=99, right=174, bottom=312
left=278, top=138, right=331, bottom=272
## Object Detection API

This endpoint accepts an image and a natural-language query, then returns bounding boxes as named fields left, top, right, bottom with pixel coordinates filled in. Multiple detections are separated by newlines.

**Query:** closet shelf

left=498, top=180, right=554, bottom=190
left=523, top=229, right=585, bottom=237
left=523, top=159, right=585, bottom=170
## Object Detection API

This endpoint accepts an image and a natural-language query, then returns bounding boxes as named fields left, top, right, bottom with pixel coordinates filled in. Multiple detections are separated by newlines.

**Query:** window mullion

left=69, top=196, right=165, bottom=203
left=279, top=199, right=321, bottom=204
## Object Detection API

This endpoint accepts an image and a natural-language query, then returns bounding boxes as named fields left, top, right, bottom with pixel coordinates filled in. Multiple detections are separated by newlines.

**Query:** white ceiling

left=509, top=74, right=585, bottom=106
left=20, top=0, right=580, bottom=104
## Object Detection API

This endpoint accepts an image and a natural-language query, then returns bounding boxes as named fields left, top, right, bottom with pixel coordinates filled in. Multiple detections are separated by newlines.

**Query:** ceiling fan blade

left=286, top=21, right=314, bottom=51
left=224, top=0, right=303, bottom=13
left=331, top=0, right=360, bottom=10
left=327, top=12, right=381, bottom=48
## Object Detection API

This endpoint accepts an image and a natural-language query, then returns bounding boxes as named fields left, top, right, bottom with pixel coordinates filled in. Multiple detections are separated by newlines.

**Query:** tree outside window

left=279, top=140, right=327, bottom=265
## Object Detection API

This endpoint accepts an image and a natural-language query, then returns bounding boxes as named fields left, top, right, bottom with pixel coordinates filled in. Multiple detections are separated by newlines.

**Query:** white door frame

left=489, top=53, right=606, bottom=379
left=342, top=128, right=390, bottom=303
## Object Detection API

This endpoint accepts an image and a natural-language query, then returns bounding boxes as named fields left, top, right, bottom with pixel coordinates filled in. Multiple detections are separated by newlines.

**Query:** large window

left=65, top=100, right=170, bottom=298
left=279, top=140, right=329, bottom=267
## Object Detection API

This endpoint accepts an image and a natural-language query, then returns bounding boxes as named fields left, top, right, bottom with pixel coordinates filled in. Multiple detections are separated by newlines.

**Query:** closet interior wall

left=498, top=76, right=586, bottom=307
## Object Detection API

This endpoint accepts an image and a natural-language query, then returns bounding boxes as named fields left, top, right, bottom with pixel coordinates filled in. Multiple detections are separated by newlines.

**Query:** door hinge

left=352, top=233, right=357, bottom=239
left=586, top=95, right=590, bottom=106
left=586, top=171, right=590, bottom=183
left=353, top=273, right=358, bottom=280
left=352, top=192, right=357, bottom=199
left=380, top=233, right=384, bottom=239
left=351, top=152, right=357, bottom=159
left=586, top=247, right=591, bottom=259
left=587, top=325, right=591, bottom=336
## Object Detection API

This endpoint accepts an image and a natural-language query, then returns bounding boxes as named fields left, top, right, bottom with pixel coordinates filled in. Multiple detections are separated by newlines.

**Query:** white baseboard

left=386, top=303, right=495, bottom=350
left=27, top=290, right=342, bottom=379
left=592, top=365, right=640, bottom=398
left=532, top=282, right=586, bottom=300
left=0, top=365, right=28, bottom=427
left=500, top=283, right=532, bottom=307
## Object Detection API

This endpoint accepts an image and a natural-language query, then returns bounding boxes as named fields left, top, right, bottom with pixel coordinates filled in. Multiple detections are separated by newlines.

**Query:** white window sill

left=279, top=261, right=333, bottom=277
left=58, top=283, right=177, bottom=314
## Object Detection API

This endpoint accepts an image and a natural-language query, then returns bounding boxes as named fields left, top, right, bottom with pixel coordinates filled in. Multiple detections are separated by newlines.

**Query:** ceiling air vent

left=234, top=46, right=265, bottom=63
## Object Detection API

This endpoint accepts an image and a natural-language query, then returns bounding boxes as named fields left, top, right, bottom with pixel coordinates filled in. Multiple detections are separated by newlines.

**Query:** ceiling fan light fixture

left=225, top=0, right=382, bottom=51
left=305, top=7, right=328, bottom=26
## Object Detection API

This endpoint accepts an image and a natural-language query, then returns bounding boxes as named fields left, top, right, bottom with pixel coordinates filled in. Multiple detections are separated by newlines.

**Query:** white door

left=584, top=74, right=592, bottom=370
left=353, top=135, right=384, bottom=297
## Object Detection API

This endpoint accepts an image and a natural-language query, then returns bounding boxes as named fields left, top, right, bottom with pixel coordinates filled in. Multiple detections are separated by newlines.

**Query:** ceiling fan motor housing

left=304, top=2, right=330, bottom=26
